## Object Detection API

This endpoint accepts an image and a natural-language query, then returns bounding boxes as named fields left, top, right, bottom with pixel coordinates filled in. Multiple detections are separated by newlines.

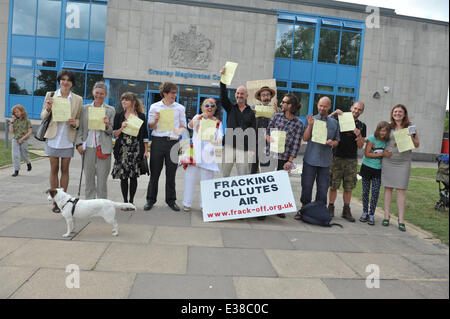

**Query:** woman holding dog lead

left=111, top=92, right=149, bottom=206
left=41, top=69, right=82, bottom=213
left=75, top=82, right=116, bottom=199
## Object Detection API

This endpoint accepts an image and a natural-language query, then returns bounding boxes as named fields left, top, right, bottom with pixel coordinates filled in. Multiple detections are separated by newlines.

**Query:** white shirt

left=47, top=89, right=73, bottom=149
left=191, top=115, right=223, bottom=172
left=85, top=103, right=104, bottom=149
left=148, top=100, right=187, bottom=137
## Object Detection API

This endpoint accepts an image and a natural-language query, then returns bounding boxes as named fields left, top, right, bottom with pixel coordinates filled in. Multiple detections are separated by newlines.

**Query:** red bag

left=95, top=135, right=108, bottom=159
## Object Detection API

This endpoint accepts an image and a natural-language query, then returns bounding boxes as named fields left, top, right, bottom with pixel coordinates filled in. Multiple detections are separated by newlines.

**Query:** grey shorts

left=45, top=144, right=74, bottom=158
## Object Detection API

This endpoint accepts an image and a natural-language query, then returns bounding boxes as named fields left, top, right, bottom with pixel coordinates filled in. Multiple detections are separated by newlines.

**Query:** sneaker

left=183, top=206, right=191, bottom=212
left=328, top=204, right=335, bottom=218
left=359, top=213, right=369, bottom=222
left=342, top=205, right=355, bottom=222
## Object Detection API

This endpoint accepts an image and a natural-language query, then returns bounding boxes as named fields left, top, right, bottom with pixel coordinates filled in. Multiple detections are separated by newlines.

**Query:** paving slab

left=265, top=250, right=359, bottom=279
left=336, top=252, right=434, bottom=280
left=10, top=268, right=136, bottom=299
left=0, top=218, right=90, bottom=240
left=322, top=278, right=424, bottom=299
left=129, top=273, right=237, bottom=299
left=73, top=222, right=155, bottom=244
left=402, top=280, right=449, bottom=299
left=397, top=236, right=449, bottom=255
left=188, top=247, right=277, bottom=277
left=221, top=228, right=295, bottom=250
left=0, top=237, right=30, bottom=260
left=345, top=234, right=421, bottom=254
left=0, top=239, right=108, bottom=270
left=95, top=243, right=187, bottom=274
left=233, top=277, right=335, bottom=299
left=127, top=209, right=191, bottom=227
left=1, top=204, right=61, bottom=220
left=402, top=254, right=450, bottom=279
left=0, top=266, right=37, bottom=299
left=284, top=231, right=363, bottom=252
left=247, top=213, right=312, bottom=232
left=151, top=226, right=223, bottom=247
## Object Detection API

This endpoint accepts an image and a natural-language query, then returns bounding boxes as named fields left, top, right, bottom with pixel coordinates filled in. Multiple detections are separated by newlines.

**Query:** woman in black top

left=111, top=92, right=149, bottom=205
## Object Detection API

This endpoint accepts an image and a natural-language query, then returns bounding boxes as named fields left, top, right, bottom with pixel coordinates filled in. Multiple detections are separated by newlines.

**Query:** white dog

left=46, top=188, right=136, bottom=237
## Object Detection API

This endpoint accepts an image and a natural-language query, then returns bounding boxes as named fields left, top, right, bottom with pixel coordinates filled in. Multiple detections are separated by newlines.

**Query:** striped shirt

left=266, top=113, right=304, bottom=160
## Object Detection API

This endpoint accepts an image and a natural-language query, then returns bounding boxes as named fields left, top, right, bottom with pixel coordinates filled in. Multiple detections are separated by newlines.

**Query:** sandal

left=398, top=223, right=406, bottom=232
left=382, top=218, right=390, bottom=227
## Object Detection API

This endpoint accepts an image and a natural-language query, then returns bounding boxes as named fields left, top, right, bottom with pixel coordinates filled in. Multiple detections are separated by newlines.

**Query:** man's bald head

left=317, top=96, right=332, bottom=116
left=235, top=85, right=248, bottom=106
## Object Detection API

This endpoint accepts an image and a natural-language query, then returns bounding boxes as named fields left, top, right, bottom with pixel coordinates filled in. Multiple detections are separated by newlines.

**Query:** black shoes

left=143, top=201, right=154, bottom=211
left=11, top=171, right=18, bottom=177
left=168, top=202, right=180, bottom=212
left=27, top=163, right=32, bottom=171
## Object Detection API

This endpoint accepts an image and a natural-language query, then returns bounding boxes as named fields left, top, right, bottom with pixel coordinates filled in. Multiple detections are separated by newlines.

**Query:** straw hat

left=254, top=86, right=276, bottom=101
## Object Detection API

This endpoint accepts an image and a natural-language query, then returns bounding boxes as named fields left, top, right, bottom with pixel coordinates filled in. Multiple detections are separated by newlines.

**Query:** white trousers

left=182, top=165, right=216, bottom=208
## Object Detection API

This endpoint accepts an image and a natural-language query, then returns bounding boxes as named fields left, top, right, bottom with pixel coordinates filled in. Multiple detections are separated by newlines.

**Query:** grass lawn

left=0, top=140, right=42, bottom=167
left=352, top=166, right=449, bottom=246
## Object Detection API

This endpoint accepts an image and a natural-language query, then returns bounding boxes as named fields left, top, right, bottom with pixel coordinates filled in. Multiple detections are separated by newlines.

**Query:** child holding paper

left=381, top=104, right=419, bottom=232
left=181, top=98, right=223, bottom=212
left=9, top=104, right=32, bottom=177
left=359, top=121, right=391, bottom=225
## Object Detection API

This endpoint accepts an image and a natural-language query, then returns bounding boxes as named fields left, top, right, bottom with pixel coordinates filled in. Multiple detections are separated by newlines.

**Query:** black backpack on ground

left=298, top=201, right=343, bottom=228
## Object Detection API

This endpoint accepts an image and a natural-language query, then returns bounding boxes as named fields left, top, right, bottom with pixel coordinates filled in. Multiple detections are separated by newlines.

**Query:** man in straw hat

left=250, top=86, right=278, bottom=174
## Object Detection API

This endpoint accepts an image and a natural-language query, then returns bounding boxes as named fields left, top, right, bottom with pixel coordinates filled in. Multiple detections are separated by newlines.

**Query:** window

left=293, top=25, right=315, bottom=61
left=292, top=91, right=309, bottom=117
left=318, top=28, right=340, bottom=64
left=292, top=82, right=309, bottom=90
left=12, top=58, right=33, bottom=66
left=275, top=24, right=294, bottom=59
left=71, top=71, right=86, bottom=97
left=276, top=81, right=287, bottom=88
left=65, top=2, right=90, bottom=40
left=12, top=0, right=37, bottom=35
left=10, top=68, right=33, bottom=95
left=37, top=0, right=61, bottom=37
left=339, top=31, right=361, bottom=66
left=34, top=69, right=57, bottom=96
left=36, top=60, right=57, bottom=67
left=335, top=95, right=355, bottom=113
left=338, top=87, right=355, bottom=94
left=317, top=85, right=334, bottom=92
left=90, top=4, right=107, bottom=41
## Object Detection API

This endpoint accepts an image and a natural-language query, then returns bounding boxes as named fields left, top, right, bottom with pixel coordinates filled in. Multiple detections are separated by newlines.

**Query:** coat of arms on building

left=169, top=25, right=214, bottom=70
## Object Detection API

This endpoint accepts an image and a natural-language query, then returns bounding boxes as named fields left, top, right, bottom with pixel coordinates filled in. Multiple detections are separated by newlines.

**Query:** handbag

left=139, top=156, right=149, bottom=175
left=34, top=112, right=51, bottom=141
left=95, top=135, right=109, bottom=159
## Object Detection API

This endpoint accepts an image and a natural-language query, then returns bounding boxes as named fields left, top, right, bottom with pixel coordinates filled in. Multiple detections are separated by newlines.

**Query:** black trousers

left=146, top=136, right=180, bottom=204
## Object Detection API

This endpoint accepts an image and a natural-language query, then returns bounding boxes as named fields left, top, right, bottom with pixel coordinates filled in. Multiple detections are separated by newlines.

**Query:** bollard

left=5, top=119, right=10, bottom=149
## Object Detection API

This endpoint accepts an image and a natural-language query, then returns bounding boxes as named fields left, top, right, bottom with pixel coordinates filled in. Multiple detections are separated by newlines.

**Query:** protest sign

left=201, top=170, right=297, bottom=222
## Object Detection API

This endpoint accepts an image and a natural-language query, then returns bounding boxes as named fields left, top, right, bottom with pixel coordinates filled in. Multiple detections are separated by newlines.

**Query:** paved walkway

left=0, top=147, right=448, bottom=299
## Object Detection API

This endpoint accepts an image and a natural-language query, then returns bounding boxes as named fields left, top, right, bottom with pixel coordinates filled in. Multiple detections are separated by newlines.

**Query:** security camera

left=383, top=86, right=390, bottom=93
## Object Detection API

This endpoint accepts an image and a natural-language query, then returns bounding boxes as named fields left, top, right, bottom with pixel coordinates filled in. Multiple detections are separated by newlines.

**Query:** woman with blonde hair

left=9, top=104, right=32, bottom=176
left=181, top=98, right=223, bottom=212
left=381, top=104, right=419, bottom=231
left=111, top=92, right=149, bottom=206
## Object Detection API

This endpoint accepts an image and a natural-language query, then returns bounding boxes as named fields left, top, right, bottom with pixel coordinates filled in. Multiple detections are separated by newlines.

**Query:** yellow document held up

left=311, top=120, right=327, bottom=145
left=88, top=107, right=106, bottom=130
left=394, top=128, right=415, bottom=153
left=122, top=114, right=143, bottom=137
left=338, top=112, right=356, bottom=132
left=270, top=130, right=287, bottom=154
left=220, top=61, right=238, bottom=85
left=158, top=109, right=175, bottom=132
left=52, top=97, right=71, bottom=122
left=199, top=119, right=217, bottom=142
left=255, top=104, right=275, bottom=119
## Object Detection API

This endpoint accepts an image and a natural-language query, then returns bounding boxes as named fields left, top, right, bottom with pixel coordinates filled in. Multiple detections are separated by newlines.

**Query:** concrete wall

left=0, top=0, right=9, bottom=124
left=104, top=0, right=278, bottom=88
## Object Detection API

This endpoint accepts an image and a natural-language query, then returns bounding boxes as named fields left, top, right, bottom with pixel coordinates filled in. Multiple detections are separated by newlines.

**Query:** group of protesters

left=10, top=67, right=419, bottom=232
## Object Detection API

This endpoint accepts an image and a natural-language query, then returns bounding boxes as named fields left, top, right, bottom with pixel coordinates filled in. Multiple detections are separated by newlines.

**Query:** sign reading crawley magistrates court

left=201, top=171, right=297, bottom=222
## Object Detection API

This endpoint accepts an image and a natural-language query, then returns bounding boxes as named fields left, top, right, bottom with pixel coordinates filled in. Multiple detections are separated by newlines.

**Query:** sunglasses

left=205, top=104, right=216, bottom=108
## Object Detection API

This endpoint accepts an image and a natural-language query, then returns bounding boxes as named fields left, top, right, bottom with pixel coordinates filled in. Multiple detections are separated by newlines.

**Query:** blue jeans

left=300, top=161, right=330, bottom=206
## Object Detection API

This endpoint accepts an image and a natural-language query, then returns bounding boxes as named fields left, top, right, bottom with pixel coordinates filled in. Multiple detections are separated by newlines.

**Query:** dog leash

left=78, top=152, right=85, bottom=197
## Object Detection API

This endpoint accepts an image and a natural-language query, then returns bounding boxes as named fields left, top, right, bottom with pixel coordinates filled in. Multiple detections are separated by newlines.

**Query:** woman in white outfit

left=182, top=98, right=223, bottom=212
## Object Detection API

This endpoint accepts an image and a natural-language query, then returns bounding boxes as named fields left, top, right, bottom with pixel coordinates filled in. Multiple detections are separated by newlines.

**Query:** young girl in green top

left=9, top=105, right=32, bottom=177
left=359, top=121, right=392, bottom=225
